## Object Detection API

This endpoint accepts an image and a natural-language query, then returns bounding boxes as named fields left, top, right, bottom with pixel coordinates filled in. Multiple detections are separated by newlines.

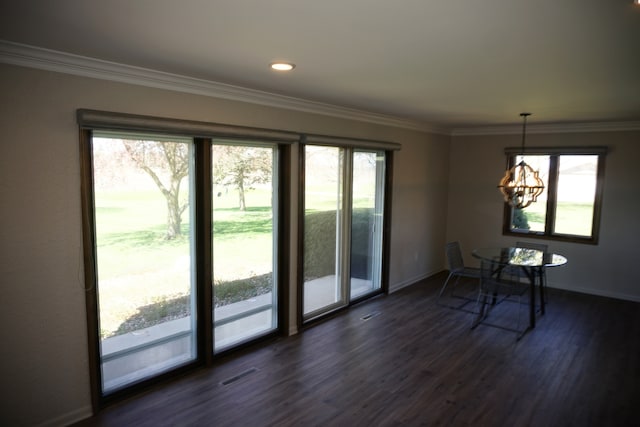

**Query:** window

left=90, top=132, right=198, bottom=395
left=87, top=134, right=282, bottom=394
left=211, top=142, right=279, bottom=352
left=79, top=109, right=399, bottom=410
left=502, top=147, right=607, bottom=244
left=79, top=110, right=296, bottom=409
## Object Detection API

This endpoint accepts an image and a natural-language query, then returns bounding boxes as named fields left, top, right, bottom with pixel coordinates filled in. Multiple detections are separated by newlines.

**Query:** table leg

left=521, top=266, right=536, bottom=329
left=538, top=267, right=545, bottom=315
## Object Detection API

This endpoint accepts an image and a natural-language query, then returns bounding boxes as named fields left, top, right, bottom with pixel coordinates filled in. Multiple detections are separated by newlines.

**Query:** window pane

left=350, top=151, right=384, bottom=299
left=510, top=155, right=550, bottom=233
left=553, top=155, right=598, bottom=237
left=211, top=144, right=278, bottom=352
left=303, top=145, right=345, bottom=317
left=92, top=134, right=196, bottom=394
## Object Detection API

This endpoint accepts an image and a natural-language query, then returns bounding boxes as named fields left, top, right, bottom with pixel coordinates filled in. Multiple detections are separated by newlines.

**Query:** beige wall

left=0, top=64, right=449, bottom=426
left=447, top=131, right=640, bottom=301
left=4, top=60, right=637, bottom=427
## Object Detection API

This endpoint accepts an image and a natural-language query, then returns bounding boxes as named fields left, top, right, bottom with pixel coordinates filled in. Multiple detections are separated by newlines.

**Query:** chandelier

left=497, top=113, right=545, bottom=209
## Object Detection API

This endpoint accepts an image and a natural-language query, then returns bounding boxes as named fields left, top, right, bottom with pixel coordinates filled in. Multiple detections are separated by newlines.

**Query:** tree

left=212, top=146, right=272, bottom=211
left=122, top=140, right=189, bottom=239
left=512, top=208, right=530, bottom=230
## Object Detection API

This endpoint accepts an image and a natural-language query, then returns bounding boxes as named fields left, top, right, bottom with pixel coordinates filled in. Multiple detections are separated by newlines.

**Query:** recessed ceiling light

left=270, top=62, right=296, bottom=71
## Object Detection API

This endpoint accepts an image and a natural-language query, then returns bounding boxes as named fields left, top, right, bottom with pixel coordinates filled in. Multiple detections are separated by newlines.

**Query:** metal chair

left=516, top=241, right=549, bottom=306
left=437, top=242, right=481, bottom=312
left=472, top=258, right=530, bottom=339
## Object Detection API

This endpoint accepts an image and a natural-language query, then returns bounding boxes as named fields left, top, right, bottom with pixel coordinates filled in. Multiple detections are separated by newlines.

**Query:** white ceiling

left=1, top=0, right=639, bottom=131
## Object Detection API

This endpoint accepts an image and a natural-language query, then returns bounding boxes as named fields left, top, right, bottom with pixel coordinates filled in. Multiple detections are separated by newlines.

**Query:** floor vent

left=361, top=311, right=381, bottom=321
left=221, top=367, right=258, bottom=386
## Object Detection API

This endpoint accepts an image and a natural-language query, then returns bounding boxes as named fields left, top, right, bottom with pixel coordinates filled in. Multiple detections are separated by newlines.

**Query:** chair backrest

left=516, top=241, right=548, bottom=252
left=445, top=241, right=465, bottom=273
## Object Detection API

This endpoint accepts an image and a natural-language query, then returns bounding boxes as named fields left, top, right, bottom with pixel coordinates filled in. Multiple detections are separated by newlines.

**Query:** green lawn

left=96, top=183, right=375, bottom=337
left=95, top=187, right=274, bottom=337
left=521, top=202, right=594, bottom=236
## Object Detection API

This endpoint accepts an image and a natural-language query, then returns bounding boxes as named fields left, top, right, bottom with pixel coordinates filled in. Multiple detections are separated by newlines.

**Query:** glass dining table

left=472, top=247, right=567, bottom=330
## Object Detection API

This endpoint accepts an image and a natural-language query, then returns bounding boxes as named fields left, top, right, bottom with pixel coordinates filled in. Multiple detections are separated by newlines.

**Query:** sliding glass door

left=81, top=109, right=394, bottom=405
left=303, top=146, right=346, bottom=317
left=211, top=143, right=278, bottom=351
left=303, top=145, right=386, bottom=320
left=350, top=150, right=385, bottom=299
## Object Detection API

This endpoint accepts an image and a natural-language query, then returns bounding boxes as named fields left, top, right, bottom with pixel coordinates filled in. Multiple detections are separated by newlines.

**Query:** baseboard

left=390, top=273, right=640, bottom=303
left=389, top=269, right=442, bottom=293
left=35, top=405, right=92, bottom=427
left=548, top=282, right=640, bottom=303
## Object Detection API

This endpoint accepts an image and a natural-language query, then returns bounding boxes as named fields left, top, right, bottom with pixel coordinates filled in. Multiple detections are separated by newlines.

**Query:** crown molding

left=451, top=120, right=640, bottom=136
left=0, top=40, right=448, bottom=134
left=3, top=40, right=636, bottom=137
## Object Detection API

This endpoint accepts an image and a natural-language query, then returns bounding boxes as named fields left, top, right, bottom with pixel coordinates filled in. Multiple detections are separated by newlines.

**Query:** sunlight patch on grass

left=520, top=202, right=594, bottom=236
left=96, top=187, right=275, bottom=337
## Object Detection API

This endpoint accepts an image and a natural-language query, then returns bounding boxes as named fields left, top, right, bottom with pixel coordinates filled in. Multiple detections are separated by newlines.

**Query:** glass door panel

left=303, top=145, right=346, bottom=318
left=92, top=133, right=196, bottom=394
left=211, top=143, right=278, bottom=352
left=350, top=151, right=385, bottom=299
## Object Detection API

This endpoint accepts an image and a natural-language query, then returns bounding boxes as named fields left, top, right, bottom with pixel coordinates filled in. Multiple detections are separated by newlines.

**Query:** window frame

left=78, top=109, right=400, bottom=411
left=78, top=109, right=296, bottom=411
left=297, top=135, right=397, bottom=327
left=501, top=146, right=607, bottom=245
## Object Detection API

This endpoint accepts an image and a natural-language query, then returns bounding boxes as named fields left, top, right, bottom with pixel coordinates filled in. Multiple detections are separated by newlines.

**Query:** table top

left=472, top=247, right=568, bottom=268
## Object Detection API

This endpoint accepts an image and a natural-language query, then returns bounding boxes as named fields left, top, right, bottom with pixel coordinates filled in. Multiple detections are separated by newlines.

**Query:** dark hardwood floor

left=74, top=272, right=640, bottom=427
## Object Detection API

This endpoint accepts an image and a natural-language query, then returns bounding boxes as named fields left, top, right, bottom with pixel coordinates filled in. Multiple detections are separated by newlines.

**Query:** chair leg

left=438, top=274, right=479, bottom=313
left=471, top=292, right=489, bottom=329
left=437, top=273, right=455, bottom=302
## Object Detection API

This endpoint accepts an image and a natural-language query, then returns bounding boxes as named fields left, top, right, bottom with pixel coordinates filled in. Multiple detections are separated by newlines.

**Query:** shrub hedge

left=304, top=208, right=373, bottom=280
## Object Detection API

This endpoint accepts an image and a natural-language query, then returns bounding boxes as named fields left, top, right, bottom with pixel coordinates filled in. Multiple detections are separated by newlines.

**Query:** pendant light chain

left=520, top=113, right=530, bottom=155
left=497, top=113, right=545, bottom=209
